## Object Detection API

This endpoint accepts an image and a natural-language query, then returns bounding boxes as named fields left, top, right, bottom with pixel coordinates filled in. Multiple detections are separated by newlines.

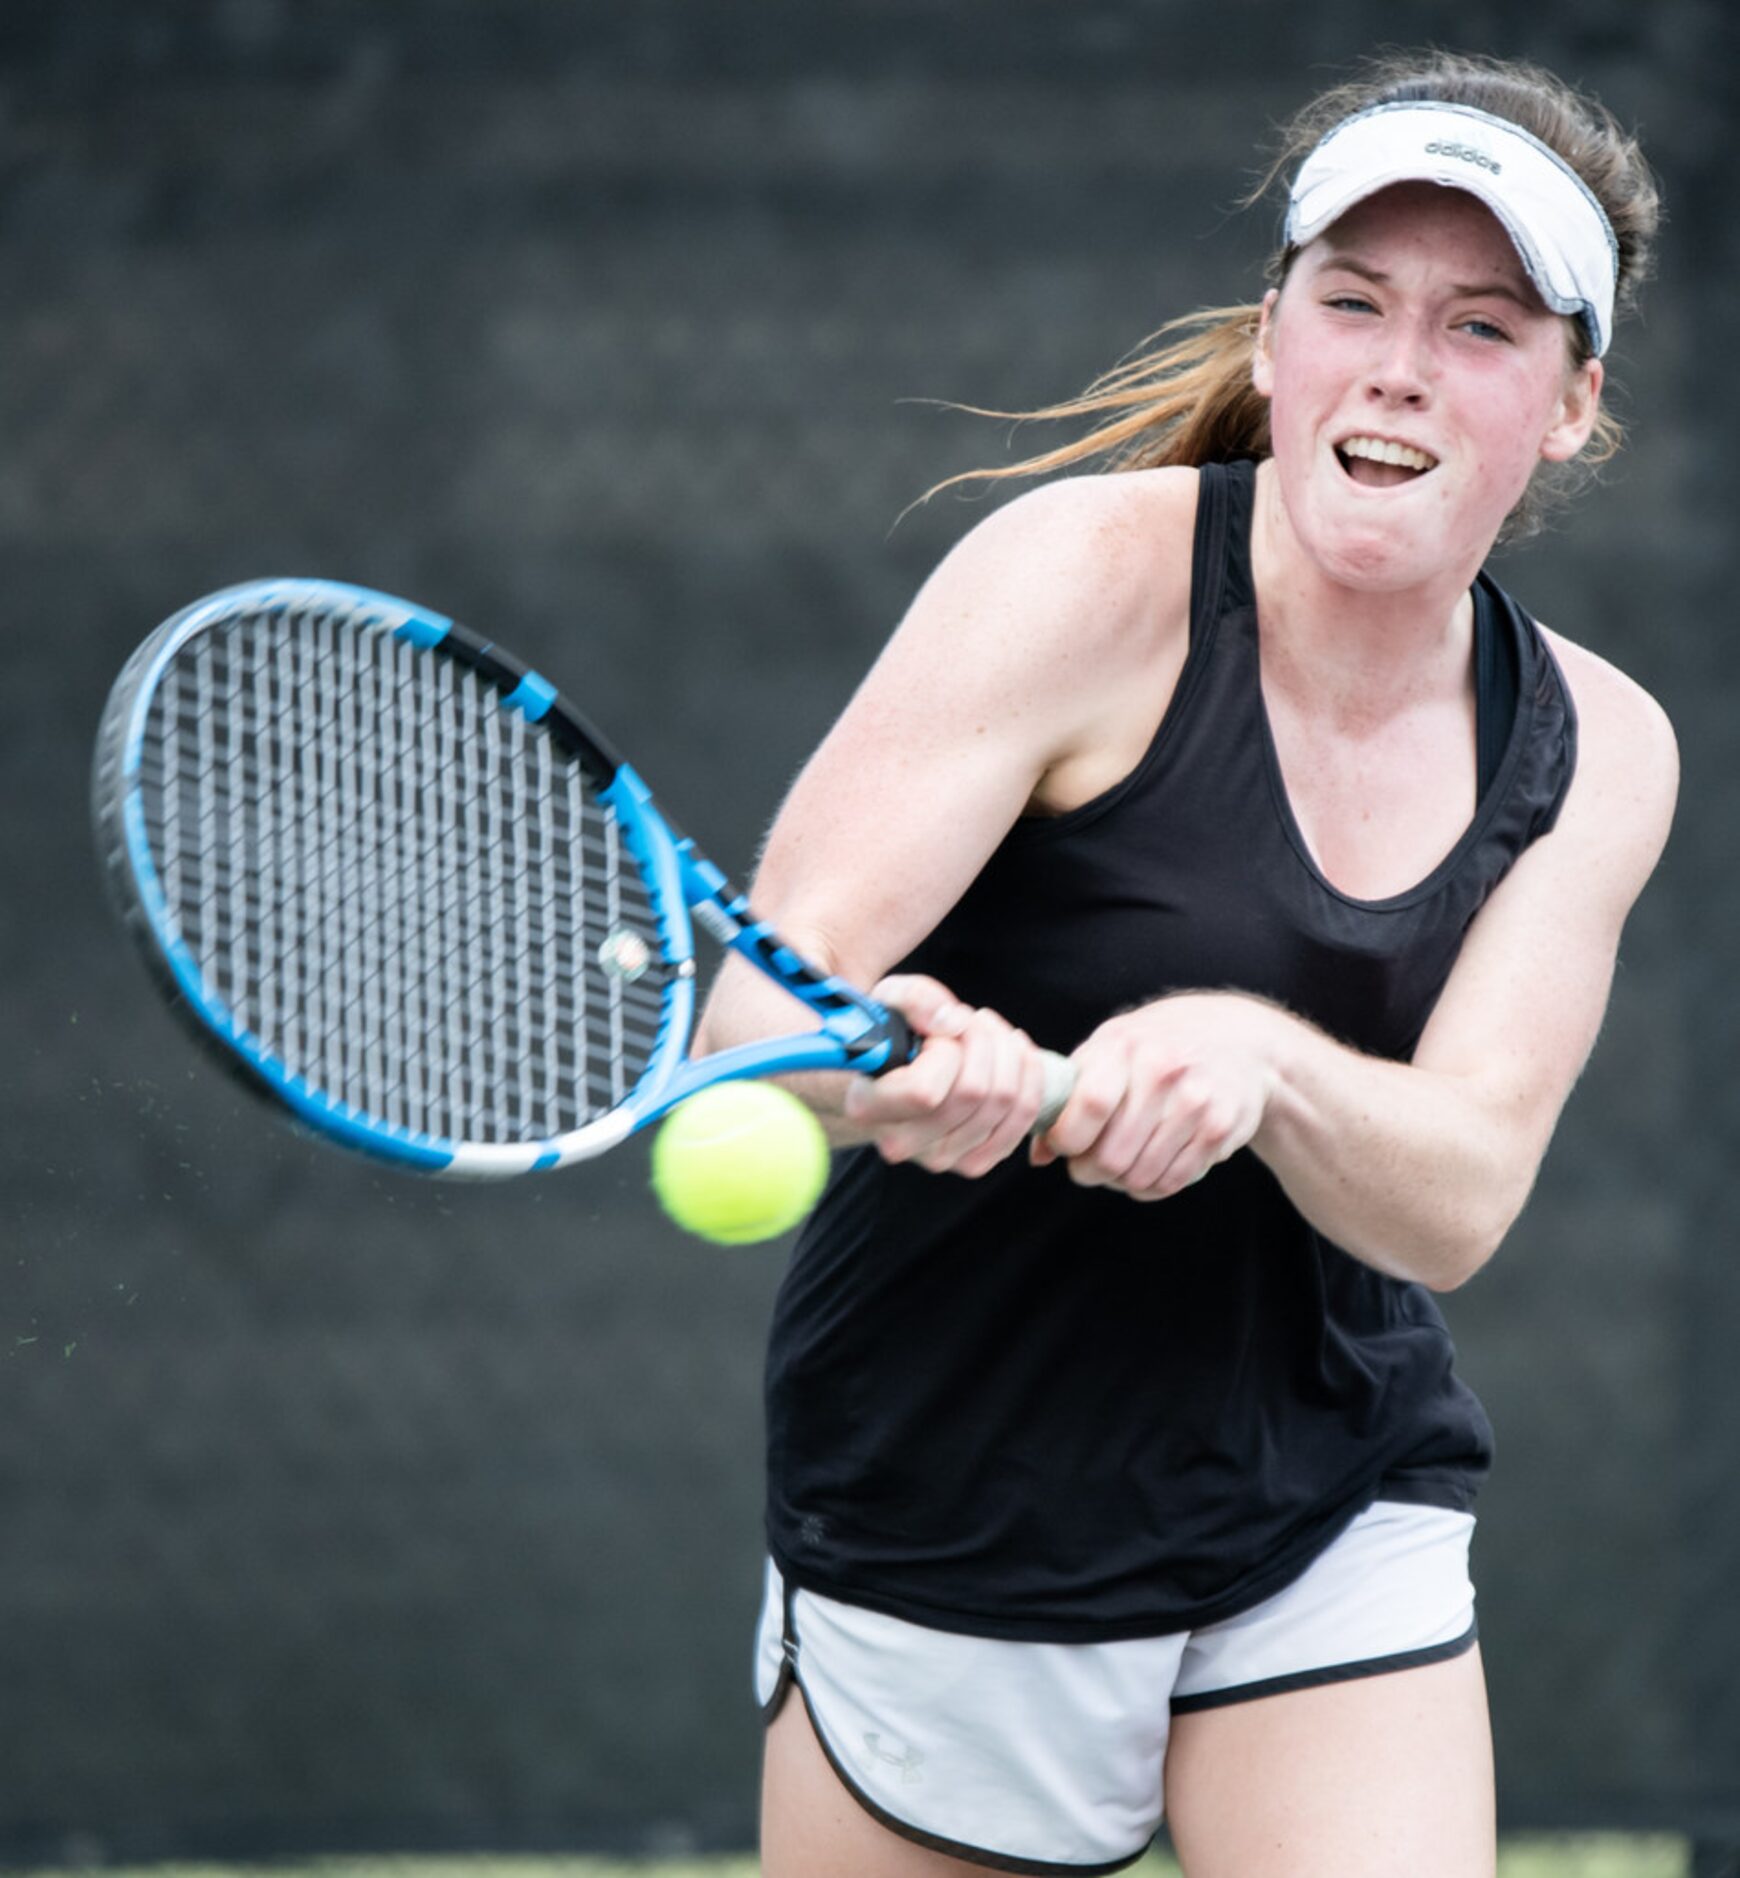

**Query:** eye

left=1325, top=294, right=1377, bottom=315
left=1458, top=317, right=1511, bottom=343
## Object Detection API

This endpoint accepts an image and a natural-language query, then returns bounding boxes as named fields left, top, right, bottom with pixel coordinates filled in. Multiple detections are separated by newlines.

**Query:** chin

left=1319, top=540, right=1440, bottom=592
left=1299, top=493, right=1453, bottom=589
left=1291, top=464, right=1508, bottom=592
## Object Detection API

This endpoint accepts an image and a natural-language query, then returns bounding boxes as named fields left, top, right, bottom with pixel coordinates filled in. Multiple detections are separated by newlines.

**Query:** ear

left=1539, top=356, right=1604, bottom=463
left=1251, top=289, right=1280, bottom=399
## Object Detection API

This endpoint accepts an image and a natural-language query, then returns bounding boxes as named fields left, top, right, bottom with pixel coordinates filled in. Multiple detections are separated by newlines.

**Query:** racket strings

left=136, top=602, right=670, bottom=1146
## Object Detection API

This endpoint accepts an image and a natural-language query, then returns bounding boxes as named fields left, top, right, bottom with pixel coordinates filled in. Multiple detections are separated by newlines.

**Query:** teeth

left=1340, top=436, right=1437, bottom=472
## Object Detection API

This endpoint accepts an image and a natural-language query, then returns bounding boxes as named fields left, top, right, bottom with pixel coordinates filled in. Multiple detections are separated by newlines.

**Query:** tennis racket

left=92, top=578, right=1075, bottom=1178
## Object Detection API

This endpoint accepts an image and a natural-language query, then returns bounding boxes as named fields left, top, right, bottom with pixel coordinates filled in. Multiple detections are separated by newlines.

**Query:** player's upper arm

left=1413, top=635, right=1679, bottom=1177
left=745, top=470, right=1199, bottom=986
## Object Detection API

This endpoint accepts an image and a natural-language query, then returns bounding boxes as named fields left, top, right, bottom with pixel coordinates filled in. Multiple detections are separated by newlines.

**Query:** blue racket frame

left=94, top=578, right=914, bottom=1178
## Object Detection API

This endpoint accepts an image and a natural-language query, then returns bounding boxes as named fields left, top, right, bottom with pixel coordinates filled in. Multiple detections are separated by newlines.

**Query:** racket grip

left=879, top=1009, right=919, bottom=1069
left=1034, top=1049, right=1076, bottom=1135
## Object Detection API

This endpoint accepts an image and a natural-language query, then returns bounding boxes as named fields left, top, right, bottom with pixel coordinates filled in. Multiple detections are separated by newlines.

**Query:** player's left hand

left=1031, top=992, right=1283, bottom=1199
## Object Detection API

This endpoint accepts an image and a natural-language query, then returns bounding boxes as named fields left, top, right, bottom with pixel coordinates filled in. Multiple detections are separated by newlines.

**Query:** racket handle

left=879, top=1009, right=920, bottom=1069
left=1034, top=1049, right=1076, bottom=1134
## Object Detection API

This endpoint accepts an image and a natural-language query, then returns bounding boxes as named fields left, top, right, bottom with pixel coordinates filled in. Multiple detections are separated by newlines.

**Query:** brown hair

left=927, top=50, right=1661, bottom=538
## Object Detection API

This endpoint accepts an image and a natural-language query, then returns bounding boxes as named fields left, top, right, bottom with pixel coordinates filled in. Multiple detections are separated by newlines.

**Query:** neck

left=1248, top=460, right=1485, bottom=710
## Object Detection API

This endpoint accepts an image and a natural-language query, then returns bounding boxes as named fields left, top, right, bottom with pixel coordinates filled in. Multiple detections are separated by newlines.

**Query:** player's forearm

left=1250, top=1009, right=1537, bottom=1292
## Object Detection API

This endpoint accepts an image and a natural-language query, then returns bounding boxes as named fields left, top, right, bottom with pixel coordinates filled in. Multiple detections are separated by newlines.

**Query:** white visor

left=1285, top=101, right=1619, bottom=356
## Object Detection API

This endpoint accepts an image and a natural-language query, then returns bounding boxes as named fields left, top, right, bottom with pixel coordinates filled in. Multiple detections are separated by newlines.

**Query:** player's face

left=1253, top=182, right=1602, bottom=592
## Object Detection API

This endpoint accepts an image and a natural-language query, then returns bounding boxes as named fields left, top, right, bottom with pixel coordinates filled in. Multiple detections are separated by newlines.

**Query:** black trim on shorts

left=1168, top=1616, right=1480, bottom=1715
left=758, top=1578, right=801, bottom=1724
left=763, top=1577, right=1154, bottom=1877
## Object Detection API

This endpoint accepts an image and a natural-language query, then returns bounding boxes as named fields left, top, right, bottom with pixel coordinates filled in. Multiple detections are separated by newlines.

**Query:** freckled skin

left=1253, top=181, right=1601, bottom=605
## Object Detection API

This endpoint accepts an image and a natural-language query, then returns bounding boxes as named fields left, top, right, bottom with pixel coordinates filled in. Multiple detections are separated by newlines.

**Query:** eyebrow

left=1316, top=252, right=1536, bottom=308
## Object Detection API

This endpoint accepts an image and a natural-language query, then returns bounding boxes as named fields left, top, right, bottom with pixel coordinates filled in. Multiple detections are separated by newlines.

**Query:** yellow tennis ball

left=651, top=1081, right=831, bottom=1245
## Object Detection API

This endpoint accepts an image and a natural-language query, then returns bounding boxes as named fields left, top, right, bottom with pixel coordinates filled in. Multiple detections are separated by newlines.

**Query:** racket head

left=92, top=579, right=696, bottom=1177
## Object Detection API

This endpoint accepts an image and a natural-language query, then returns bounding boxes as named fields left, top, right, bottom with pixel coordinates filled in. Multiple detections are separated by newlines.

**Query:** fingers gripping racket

left=93, top=579, right=1074, bottom=1179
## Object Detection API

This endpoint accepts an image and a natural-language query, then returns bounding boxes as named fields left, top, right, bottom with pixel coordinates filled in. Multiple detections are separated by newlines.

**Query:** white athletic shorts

left=755, top=1500, right=1477, bottom=1873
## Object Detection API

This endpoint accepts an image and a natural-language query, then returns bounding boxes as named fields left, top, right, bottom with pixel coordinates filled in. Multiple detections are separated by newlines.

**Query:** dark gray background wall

left=1, top=0, right=1733, bottom=1861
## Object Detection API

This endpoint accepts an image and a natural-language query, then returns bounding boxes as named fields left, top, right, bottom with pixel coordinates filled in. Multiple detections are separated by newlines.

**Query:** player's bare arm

left=697, top=469, right=1198, bottom=1160
left=1042, top=643, right=1678, bottom=1289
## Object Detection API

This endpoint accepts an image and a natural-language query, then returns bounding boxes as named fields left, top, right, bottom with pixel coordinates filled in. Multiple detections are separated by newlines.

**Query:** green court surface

left=17, top=1841, right=1691, bottom=1878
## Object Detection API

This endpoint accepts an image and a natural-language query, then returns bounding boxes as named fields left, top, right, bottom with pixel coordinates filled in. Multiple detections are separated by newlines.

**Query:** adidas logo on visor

left=1424, top=139, right=1502, bottom=174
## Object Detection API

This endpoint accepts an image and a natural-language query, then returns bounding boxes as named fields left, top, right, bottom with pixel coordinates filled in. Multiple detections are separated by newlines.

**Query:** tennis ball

left=651, top=1081, right=831, bottom=1245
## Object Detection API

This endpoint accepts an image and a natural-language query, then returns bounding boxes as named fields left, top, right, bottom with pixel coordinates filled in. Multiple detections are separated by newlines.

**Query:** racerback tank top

left=764, top=459, right=1578, bottom=1640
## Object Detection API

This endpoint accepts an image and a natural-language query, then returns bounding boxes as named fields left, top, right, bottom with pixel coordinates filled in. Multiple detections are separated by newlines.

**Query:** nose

left=1365, top=314, right=1434, bottom=408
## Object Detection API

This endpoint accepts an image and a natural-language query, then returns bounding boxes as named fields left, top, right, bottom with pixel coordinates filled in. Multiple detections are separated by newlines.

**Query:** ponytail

left=921, top=305, right=1268, bottom=505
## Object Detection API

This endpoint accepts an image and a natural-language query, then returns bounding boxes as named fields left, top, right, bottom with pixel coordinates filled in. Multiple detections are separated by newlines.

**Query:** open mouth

left=1333, top=435, right=1439, bottom=488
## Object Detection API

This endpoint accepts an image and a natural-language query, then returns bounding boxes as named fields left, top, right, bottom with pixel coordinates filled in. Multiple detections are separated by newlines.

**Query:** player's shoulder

left=1541, top=626, right=1677, bottom=773
left=956, top=464, right=1198, bottom=560
left=1539, top=624, right=1679, bottom=851
left=937, top=466, right=1199, bottom=634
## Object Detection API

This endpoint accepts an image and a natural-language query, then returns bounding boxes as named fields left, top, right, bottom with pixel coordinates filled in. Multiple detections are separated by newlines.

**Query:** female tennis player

left=699, top=49, right=1674, bottom=1877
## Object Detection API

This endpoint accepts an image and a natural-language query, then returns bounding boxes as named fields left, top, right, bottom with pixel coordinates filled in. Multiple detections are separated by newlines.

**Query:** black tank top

left=765, top=460, right=1577, bottom=1641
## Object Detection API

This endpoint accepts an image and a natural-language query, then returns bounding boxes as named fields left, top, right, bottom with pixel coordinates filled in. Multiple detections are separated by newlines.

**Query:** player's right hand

left=841, top=974, right=1054, bottom=1177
